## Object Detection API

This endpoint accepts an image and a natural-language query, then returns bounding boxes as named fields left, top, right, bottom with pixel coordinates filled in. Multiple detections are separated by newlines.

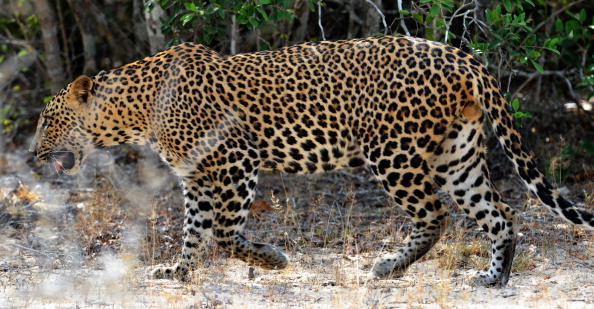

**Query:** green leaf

left=580, top=139, right=594, bottom=155
left=511, top=98, right=520, bottom=111
left=217, top=8, right=226, bottom=19
left=240, top=3, right=255, bottom=16
left=16, top=49, right=28, bottom=57
left=554, top=19, right=563, bottom=32
left=561, top=145, right=575, bottom=158
left=236, top=15, right=247, bottom=24
left=531, top=60, right=544, bottom=74
left=25, top=15, right=38, bottom=26
left=249, top=18, right=259, bottom=28
left=524, top=34, right=536, bottom=46
left=441, top=0, right=454, bottom=12
left=164, top=38, right=177, bottom=48
left=145, top=1, right=154, bottom=11
left=180, top=13, right=194, bottom=26
left=544, top=37, right=558, bottom=47
left=184, top=2, right=196, bottom=12
left=399, top=10, right=410, bottom=16
left=510, top=50, right=522, bottom=58
left=485, top=9, right=493, bottom=23
left=512, top=110, right=532, bottom=122
left=206, top=7, right=218, bottom=15
left=277, top=10, right=292, bottom=22
left=579, top=75, right=594, bottom=87
left=503, top=0, right=512, bottom=12
left=545, top=47, right=560, bottom=55
left=528, top=49, right=541, bottom=59
left=579, top=9, right=587, bottom=24
left=257, top=0, right=271, bottom=5
left=566, top=20, right=580, bottom=37
left=426, top=28, right=434, bottom=41
left=543, top=38, right=560, bottom=55
left=203, top=24, right=217, bottom=34
left=523, top=0, right=534, bottom=7
left=257, top=8, right=268, bottom=20
left=429, top=4, right=440, bottom=18
left=163, top=13, right=176, bottom=25
left=161, top=0, right=176, bottom=10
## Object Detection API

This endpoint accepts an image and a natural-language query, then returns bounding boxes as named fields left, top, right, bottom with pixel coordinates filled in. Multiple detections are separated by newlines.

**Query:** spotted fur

left=30, top=36, right=594, bottom=286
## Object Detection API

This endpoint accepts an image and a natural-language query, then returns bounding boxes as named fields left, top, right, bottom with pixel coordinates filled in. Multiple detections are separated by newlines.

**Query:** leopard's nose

left=29, top=139, right=38, bottom=156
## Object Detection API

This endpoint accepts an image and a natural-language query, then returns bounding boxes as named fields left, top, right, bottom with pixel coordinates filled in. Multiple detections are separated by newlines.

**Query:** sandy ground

left=1, top=247, right=593, bottom=308
left=1, top=149, right=593, bottom=308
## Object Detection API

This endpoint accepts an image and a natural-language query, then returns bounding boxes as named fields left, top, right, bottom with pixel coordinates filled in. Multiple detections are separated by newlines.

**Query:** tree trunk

left=32, top=0, right=65, bottom=93
left=230, top=15, right=238, bottom=55
left=133, top=0, right=150, bottom=52
left=144, top=0, right=166, bottom=54
left=363, top=0, right=382, bottom=36
left=66, top=0, right=97, bottom=75
left=347, top=0, right=359, bottom=38
left=290, top=0, right=311, bottom=44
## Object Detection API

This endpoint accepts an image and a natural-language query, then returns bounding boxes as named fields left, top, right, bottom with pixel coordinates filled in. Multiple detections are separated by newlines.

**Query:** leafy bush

left=146, top=0, right=304, bottom=49
left=0, top=11, right=42, bottom=138
left=0, top=0, right=592, bottom=149
left=405, top=0, right=593, bottom=121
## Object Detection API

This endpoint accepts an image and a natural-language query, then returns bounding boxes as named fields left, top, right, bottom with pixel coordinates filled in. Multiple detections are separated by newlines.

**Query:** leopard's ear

left=68, top=75, right=93, bottom=110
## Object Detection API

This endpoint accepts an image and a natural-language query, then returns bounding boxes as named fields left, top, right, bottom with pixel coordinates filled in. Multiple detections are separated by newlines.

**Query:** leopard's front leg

left=211, top=162, right=290, bottom=270
left=148, top=175, right=214, bottom=280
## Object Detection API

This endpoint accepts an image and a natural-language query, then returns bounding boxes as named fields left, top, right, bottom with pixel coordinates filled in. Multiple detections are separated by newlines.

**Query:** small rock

left=248, top=266, right=256, bottom=280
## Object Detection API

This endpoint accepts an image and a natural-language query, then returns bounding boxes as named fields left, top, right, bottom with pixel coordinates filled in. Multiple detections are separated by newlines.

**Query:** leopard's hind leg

left=370, top=155, right=450, bottom=277
left=430, top=114, right=516, bottom=287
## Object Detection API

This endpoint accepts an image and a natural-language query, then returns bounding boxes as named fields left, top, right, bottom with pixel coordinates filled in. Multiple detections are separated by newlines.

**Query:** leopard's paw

left=370, top=256, right=406, bottom=278
left=469, top=270, right=507, bottom=287
left=146, top=263, right=189, bottom=281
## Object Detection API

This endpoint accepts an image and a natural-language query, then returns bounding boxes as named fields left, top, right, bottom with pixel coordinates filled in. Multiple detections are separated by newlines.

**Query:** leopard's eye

left=41, top=119, right=49, bottom=132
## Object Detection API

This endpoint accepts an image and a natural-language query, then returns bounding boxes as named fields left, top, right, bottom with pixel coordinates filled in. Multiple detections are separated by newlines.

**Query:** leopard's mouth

left=48, top=149, right=76, bottom=173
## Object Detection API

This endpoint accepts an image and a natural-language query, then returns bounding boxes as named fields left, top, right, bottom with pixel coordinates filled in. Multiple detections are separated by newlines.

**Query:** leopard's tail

left=478, top=75, right=594, bottom=229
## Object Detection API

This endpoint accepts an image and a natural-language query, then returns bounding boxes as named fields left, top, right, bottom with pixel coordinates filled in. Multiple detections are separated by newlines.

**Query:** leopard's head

left=29, top=76, right=96, bottom=175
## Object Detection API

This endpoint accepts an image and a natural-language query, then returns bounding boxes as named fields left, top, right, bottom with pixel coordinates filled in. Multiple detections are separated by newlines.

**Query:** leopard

left=29, top=35, right=594, bottom=287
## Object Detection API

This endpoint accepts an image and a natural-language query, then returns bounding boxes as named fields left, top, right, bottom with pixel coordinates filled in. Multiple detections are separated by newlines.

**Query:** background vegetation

left=1, top=0, right=593, bottom=182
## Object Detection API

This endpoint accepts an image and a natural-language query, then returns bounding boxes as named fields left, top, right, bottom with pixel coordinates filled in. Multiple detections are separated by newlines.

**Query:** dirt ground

left=1, top=142, right=593, bottom=308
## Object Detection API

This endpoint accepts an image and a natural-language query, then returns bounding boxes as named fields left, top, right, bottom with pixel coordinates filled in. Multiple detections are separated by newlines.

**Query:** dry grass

left=1, top=148, right=593, bottom=308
